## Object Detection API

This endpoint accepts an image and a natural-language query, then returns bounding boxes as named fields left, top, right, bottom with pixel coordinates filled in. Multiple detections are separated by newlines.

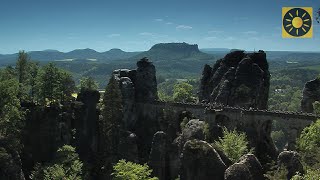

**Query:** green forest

left=1, top=50, right=320, bottom=179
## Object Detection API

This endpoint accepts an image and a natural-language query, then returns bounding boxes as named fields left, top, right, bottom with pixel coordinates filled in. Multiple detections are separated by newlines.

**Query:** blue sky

left=1, top=0, right=320, bottom=53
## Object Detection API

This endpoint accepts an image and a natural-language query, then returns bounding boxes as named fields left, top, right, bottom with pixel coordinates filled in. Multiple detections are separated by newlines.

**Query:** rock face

left=224, top=163, right=252, bottom=180
left=301, top=78, right=320, bottom=112
left=75, top=90, right=100, bottom=162
left=238, top=154, right=264, bottom=180
left=118, top=131, right=138, bottom=163
left=113, top=69, right=136, bottom=129
left=149, top=131, right=167, bottom=180
left=112, top=58, right=158, bottom=129
left=181, top=140, right=226, bottom=180
left=278, top=151, right=304, bottom=179
left=135, top=57, right=158, bottom=102
left=112, top=58, right=159, bottom=163
left=199, top=50, right=270, bottom=109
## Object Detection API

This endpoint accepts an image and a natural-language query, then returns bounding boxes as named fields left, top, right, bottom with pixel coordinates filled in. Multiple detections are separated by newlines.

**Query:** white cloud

left=108, top=34, right=121, bottom=38
left=225, top=36, right=236, bottom=41
left=166, top=22, right=173, bottom=25
left=208, top=30, right=223, bottom=34
left=249, top=37, right=260, bottom=40
left=204, top=36, right=217, bottom=41
left=154, top=18, right=163, bottom=22
left=176, top=25, right=193, bottom=30
left=139, top=32, right=154, bottom=36
left=242, top=31, right=258, bottom=35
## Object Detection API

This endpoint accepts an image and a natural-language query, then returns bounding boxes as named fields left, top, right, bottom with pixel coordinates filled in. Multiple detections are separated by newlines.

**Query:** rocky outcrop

left=181, top=140, right=226, bottom=180
left=112, top=58, right=159, bottom=163
left=278, top=151, right=304, bottom=179
left=199, top=50, right=270, bottom=109
left=113, top=70, right=136, bottom=129
left=301, top=78, right=320, bottom=113
left=224, top=163, right=252, bottom=180
left=118, top=131, right=138, bottom=162
left=135, top=57, right=158, bottom=102
left=224, top=154, right=263, bottom=180
left=238, top=154, right=264, bottom=180
left=75, top=90, right=100, bottom=162
left=149, top=131, right=167, bottom=180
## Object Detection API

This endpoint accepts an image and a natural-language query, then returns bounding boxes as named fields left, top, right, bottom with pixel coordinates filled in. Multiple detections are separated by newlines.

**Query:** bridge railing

left=139, top=100, right=320, bottom=120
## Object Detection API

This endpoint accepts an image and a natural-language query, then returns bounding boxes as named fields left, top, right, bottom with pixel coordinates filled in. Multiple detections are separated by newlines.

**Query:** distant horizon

left=1, top=44, right=320, bottom=55
left=1, top=0, right=320, bottom=54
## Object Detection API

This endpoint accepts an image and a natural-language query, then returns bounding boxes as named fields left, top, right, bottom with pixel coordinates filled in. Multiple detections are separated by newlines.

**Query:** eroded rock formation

left=278, top=151, right=304, bottom=179
left=224, top=163, right=252, bottom=180
left=301, top=78, right=320, bottom=113
left=112, top=57, right=159, bottom=163
left=149, top=131, right=167, bottom=180
left=181, top=140, right=226, bottom=180
left=238, top=154, right=264, bottom=180
left=199, top=50, right=270, bottom=109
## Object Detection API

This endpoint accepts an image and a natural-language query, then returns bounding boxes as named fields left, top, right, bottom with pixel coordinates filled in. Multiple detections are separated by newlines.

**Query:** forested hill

left=0, top=48, right=141, bottom=64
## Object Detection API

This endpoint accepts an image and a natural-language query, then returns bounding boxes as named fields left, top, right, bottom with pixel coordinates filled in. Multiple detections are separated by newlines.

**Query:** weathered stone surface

left=135, top=57, right=158, bottom=102
left=301, top=78, right=320, bottom=112
left=181, top=119, right=205, bottom=141
left=118, top=76, right=136, bottom=129
left=181, top=140, right=226, bottom=180
left=112, top=59, right=159, bottom=163
left=75, top=90, right=100, bottom=162
left=278, top=151, right=304, bottom=179
left=224, top=163, right=253, bottom=180
left=175, top=119, right=206, bottom=152
left=199, top=50, right=270, bottom=110
left=118, top=131, right=138, bottom=163
left=238, top=154, right=264, bottom=180
left=149, top=131, right=167, bottom=180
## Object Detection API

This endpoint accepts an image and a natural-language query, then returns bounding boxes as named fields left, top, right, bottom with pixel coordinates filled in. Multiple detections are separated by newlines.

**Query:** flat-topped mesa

left=150, top=42, right=200, bottom=53
left=199, top=50, right=270, bottom=110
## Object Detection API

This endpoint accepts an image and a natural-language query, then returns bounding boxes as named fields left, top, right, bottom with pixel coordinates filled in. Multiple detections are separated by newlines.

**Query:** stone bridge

left=137, top=101, right=320, bottom=151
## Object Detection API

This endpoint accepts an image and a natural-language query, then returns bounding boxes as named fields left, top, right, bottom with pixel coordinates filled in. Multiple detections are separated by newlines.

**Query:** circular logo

left=283, top=8, right=312, bottom=37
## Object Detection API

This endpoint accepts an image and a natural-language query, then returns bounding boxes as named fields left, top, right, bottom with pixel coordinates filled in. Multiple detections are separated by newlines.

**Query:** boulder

left=238, top=154, right=264, bottom=180
left=181, top=140, right=226, bottom=180
left=176, top=119, right=206, bottom=152
left=224, top=163, right=253, bottom=180
left=277, top=151, right=304, bottom=179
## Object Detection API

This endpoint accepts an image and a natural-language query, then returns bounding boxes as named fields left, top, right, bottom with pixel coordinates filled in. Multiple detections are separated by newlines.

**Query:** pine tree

left=98, top=75, right=123, bottom=178
left=15, top=51, right=30, bottom=101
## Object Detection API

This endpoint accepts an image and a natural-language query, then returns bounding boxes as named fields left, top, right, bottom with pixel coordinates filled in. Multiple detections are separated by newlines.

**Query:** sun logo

left=282, top=7, right=313, bottom=38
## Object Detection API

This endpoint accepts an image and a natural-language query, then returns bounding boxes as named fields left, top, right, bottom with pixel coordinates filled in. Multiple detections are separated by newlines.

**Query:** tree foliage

left=97, top=75, right=123, bottom=177
left=30, top=145, right=83, bottom=180
left=112, top=159, right=158, bottom=180
left=78, top=76, right=99, bottom=92
left=296, top=120, right=320, bottom=169
left=36, top=63, right=75, bottom=105
left=0, top=69, right=23, bottom=142
left=214, top=128, right=249, bottom=163
left=173, top=82, right=195, bottom=103
left=16, top=51, right=30, bottom=101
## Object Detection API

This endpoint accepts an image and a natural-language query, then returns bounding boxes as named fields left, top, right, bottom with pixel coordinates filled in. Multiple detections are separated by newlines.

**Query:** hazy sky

left=1, top=0, right=320, bottom=53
